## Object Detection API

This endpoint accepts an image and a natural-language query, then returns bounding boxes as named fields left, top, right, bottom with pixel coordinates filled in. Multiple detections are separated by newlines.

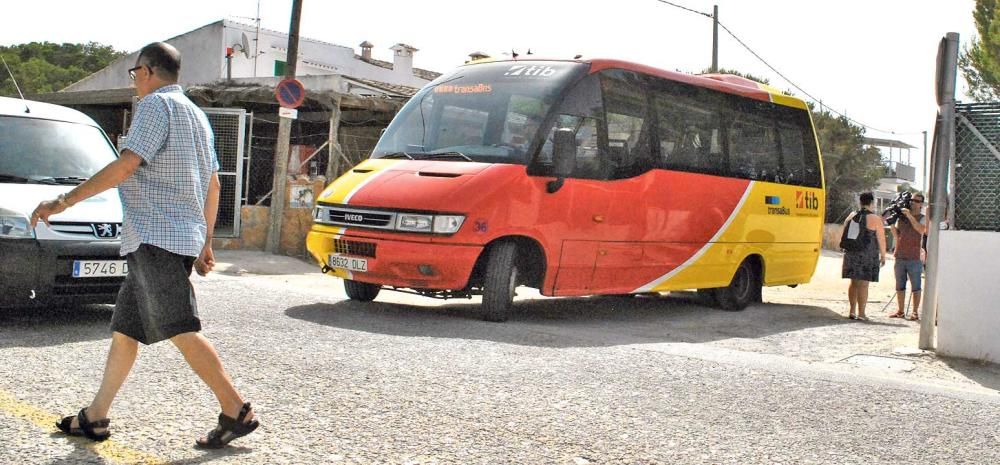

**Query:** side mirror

left=547, top=128, right=576, bottom=193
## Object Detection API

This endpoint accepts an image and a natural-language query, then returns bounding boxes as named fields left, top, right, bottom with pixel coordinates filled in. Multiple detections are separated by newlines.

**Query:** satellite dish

left=239, top=33, right=251, bottom=59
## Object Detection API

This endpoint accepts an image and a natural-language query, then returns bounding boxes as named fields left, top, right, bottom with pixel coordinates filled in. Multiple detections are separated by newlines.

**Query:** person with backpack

left=840, top=192, right=887, bottom=321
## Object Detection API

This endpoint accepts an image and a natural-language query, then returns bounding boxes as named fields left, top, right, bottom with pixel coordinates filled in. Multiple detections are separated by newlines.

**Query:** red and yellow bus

left=307, top=58, right=825, bottom=321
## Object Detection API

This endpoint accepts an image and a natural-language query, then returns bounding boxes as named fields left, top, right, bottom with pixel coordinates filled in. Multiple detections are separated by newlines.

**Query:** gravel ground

left=0, top=250, right=997, bottom=464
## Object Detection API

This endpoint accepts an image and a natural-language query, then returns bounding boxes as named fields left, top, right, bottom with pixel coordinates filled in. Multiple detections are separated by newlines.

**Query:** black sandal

left=195, top=402, right=259, bottom=449
left=56, top=408, right=111, bottom=442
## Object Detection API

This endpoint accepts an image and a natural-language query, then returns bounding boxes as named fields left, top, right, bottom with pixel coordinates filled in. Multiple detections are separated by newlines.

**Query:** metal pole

left=920, top=32, right=959, bottom=350
left=922, top=130, right=928, bottom=192
left=325, top=99, right=343, bottom=181
left=265, top=0, right=303, bottom=254
left=711, top=5, right=719, bottom=73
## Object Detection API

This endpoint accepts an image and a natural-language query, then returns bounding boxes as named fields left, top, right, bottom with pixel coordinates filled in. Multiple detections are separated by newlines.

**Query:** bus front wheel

left=714, top=260, right=759, bottom=311
left=482, top=242, right=519, bottom=323
left=344, top=279, right=381, bottom=302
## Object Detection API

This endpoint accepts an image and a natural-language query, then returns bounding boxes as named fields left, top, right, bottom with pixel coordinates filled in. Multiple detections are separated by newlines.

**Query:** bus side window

left=600, top=70, right=654, bottom=179
left=538, top=115, right=603, bottom=179
left=653, top=93, right=723, bottom=175
left=778, top=124, right=805, bottom=185
left=728, top=108, right=779, bottom=182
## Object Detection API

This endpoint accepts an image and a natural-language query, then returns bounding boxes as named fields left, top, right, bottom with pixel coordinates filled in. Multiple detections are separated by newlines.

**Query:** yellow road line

left=0, top=389, right=166, bottom=465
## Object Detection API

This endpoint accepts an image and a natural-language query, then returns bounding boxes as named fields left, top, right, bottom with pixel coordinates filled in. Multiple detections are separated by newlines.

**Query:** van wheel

left=714, top=260, right=759, bottom=311
left=344, top=279, right=380, bottom=302
left=697, top=289, right=717, bottom=306
left=482, top=242, right=518, bottom=322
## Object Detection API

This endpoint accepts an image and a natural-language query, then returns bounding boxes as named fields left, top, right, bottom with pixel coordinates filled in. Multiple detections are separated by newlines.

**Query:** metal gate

left=954, top=103, right=1000, bottom=231
left=202, top=108, right=247, bottom=238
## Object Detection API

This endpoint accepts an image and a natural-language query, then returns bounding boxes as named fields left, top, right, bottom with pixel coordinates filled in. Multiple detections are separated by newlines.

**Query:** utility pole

left=921, top=32, right=959, bottom=350
left=922, top=130, right=928, bottom=192
left=711, top=5, right=719, bottom=73
left=265, top=0, right=303, bottom=254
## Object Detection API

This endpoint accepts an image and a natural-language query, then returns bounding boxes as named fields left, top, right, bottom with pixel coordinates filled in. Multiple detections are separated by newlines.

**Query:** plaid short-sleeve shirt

left=120, top=85, right=220, bottom=258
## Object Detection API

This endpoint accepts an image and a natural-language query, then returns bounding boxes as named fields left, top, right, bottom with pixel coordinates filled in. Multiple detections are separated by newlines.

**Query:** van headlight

left=0, top=208, right=34, bottom=239
left=432, top=215, right=465, bottom=234
left=396, top=214, right=464, bottom=234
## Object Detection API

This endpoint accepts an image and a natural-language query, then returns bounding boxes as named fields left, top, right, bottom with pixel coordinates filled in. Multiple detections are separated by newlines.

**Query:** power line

left=653, top=0, right=711, bottom=18
left=652, top=0, right=924, bottom=137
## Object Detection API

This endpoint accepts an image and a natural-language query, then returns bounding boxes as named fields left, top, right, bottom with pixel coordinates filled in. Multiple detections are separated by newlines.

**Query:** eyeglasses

left=127, top=65, right=145, bottom=80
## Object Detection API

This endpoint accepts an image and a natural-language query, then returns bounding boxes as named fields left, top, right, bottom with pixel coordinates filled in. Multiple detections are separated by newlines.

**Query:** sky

left=1, top=0, right=979, bottom=188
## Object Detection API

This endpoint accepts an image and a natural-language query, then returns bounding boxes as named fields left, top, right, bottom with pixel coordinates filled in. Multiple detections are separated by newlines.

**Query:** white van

left=0, top=96, right=125, bottom=308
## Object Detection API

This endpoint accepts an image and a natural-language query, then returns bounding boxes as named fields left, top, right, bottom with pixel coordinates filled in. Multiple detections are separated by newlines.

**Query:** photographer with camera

left=888, top=192, right=927, bottom=320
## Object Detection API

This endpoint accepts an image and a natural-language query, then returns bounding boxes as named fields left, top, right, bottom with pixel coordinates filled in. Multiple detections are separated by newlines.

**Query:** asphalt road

left=1, top=251, right=998, bottom=464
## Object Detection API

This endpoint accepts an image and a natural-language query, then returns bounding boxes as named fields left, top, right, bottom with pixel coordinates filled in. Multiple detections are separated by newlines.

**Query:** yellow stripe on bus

left=640, top=182, right=824, bottom=292
left=0, top=389, right=166, bottom=465
left=318, top=158, right=402, bottom=204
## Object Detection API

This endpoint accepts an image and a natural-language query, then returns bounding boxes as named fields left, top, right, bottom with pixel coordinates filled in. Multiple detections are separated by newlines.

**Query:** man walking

left=30, top=42, right=258, bottom=448
left=889, top=193, right=927, bottom=321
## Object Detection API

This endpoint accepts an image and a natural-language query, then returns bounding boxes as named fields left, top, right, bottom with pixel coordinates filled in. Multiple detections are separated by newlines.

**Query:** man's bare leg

left=69, top=331, right=139, bottom=433
left=170, top=332, right=253, bottom=422
left=891, top=290, right=906, bottom=317
left=911, top=291, right=922, bottom=319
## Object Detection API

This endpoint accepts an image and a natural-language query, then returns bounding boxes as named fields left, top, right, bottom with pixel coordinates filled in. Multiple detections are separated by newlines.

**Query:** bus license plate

left=328, top=255, right=368, bottom=273
left=72, top=260, right=129, bottom=278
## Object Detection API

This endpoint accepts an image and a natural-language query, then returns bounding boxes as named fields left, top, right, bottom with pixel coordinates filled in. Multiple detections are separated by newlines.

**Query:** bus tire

left=697, top=289, right=717, bottom=306
left=344, top=279, right=380, bottom=302
left=482, top=241, right=518, bottom=323
left=714, top=260, right=758, bottom=311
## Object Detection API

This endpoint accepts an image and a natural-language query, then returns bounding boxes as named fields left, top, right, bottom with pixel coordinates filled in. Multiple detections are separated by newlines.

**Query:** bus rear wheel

left=482, top=242, right=519, bottom=322
left=344, top=279, right=380, bottom=302
left=714, top=260, right=759, bottom=311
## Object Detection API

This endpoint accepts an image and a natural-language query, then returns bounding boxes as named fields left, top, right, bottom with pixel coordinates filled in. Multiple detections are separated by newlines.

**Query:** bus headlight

left=397, top=214, right=433, bottom=232
left=0, top=208, right=34, bottom=239
left=396, top=214, right=465, bottom=234
left=433, top=215, right=465, bottom=234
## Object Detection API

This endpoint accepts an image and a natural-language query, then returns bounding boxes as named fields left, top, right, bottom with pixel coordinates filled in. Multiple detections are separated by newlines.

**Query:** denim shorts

left=894, top=259, right=923, bottom=292
left=111, top=244, right=201, bottom=345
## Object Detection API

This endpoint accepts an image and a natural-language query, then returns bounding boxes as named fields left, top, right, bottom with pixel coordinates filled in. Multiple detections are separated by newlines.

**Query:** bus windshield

left=372, top=61, right=589, bottom=164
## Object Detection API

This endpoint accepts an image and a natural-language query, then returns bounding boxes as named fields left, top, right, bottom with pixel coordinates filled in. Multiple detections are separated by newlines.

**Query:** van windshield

left=372, top=61, right=588, bottom=164
left=0, top=116, right=117, bottom=183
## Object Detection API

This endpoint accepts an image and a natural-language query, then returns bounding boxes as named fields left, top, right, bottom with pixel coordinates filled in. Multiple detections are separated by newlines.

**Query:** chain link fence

left=954, top=103, right=1000, bottom=231
left=202, top=108, right=246, bottom=237
left=244, top=115, right=386, bottom=206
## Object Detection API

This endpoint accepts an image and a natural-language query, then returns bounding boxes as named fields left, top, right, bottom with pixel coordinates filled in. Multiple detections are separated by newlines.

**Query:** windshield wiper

left=380, top=152, right=415, bottom=160
left=35, top=176, right=89, bottom=185
left=0, top=174, right=31, bottom=183
left=421, top=151, right=473, bottom=162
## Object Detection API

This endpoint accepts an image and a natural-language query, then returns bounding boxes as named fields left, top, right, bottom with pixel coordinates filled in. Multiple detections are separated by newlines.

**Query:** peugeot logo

left=92, top=223, right=121, bottom=238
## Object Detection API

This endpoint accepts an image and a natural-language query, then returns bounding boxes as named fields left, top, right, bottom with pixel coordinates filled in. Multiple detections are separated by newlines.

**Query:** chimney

left=468, top=51, right=490, bottom=62
left=360, top=41, right=374, bottom=61
left=390, top=43, right=417, bottom=77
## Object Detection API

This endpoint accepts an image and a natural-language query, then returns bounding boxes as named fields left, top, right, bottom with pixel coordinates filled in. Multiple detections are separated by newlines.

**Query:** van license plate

left=328, top=255, right=368, bottom=272
left=73, top=260, right=128, bottom=278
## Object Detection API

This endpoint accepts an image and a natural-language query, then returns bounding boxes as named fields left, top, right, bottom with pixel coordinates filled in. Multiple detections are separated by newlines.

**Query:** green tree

left=812, top=111, right=884, bottom=222
left=0, top=41, right=124, bottom=97
left=960, top=0, right=1000, bottom=101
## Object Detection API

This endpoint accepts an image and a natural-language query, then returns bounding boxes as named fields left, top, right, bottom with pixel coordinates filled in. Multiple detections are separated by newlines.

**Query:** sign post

left=266, top=0, right=304, bottom=254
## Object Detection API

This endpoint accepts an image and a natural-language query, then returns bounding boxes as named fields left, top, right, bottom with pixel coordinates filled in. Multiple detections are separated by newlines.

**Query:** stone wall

left=214, top=175, right=328, bottom=257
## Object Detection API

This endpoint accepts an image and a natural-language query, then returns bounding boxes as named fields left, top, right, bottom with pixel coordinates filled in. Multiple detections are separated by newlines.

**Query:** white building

left=64, top=19, right=439, bottom=95
left=864, top=137, right=921, bottom=213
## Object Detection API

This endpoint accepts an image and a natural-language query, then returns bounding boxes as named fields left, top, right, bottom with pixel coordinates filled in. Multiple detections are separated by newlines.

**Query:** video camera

left=882, top=191, right=913, bottom=226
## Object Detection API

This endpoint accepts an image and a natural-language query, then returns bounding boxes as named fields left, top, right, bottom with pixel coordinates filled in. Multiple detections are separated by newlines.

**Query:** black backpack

left=839, top=210, right=870, bottom=252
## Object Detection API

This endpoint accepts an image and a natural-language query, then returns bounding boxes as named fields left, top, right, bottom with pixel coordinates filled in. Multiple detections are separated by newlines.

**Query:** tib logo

left=796, top=191, right=820, bottom=210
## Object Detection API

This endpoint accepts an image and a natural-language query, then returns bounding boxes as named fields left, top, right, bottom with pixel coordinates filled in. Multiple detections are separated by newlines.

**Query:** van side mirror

left=547, top=128, right=576, bottom=193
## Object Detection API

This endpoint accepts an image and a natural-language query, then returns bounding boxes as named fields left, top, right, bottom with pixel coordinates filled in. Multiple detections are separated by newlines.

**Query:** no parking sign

left=275, top=78, right=306, bottom=109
